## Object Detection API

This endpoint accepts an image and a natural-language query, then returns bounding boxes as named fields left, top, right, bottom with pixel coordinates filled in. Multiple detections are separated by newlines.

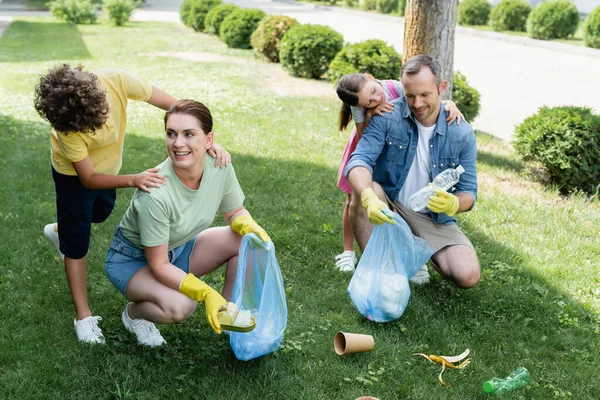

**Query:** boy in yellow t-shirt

left=34, top=63, right=230, bottom=344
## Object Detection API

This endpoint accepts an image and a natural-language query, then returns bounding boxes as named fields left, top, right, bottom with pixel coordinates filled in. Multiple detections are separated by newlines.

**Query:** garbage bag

left=348, top=212, right=434, bottom=322
left=230, top=234, right=288, bottom=361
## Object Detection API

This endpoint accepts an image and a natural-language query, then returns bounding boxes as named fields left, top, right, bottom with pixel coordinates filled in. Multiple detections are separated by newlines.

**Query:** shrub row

left=48, top=0, right=139, bottom=26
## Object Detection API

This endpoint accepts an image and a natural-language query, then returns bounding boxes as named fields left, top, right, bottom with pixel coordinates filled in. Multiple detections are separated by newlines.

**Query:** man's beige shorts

left=386, top=196, right=474, bottom=253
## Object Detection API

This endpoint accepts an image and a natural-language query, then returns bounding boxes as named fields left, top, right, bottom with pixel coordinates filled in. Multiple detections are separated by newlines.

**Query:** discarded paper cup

left=334, top=331, right=375, bottom=355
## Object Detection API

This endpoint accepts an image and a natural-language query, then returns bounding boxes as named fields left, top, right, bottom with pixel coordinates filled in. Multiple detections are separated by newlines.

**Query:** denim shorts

left=104, top=227, right=196, bottom=296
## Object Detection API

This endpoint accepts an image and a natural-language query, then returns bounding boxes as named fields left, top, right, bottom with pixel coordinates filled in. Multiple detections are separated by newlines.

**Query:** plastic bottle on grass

left=482, top=367, right=529, bottom=394
left=407, top=165, right=465, bottom=212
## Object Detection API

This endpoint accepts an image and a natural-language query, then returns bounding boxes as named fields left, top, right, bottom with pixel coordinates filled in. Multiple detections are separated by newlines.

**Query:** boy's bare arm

left=72, top=156, right=164, bottom=193
left=147, top=86, right=177, bottom=111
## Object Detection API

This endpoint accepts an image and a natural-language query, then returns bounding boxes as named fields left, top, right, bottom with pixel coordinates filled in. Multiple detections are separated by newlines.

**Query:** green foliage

left=583, top=6, right=600, bottom=49
left=359, top=0, right=377, bottom=11
left=102, top=0, right=136, bottom=26
left=327, top=39, right=401, bottom=83
left=203, top=3, right=238, bottom=35
left=452, top=71, right=480, bottom=123
left=250, top=15, right=299, bottom=63
left=526, top=0, right=580, bottom=40
left=376, top=0, right=398, bottom=14
left=398, top=0, right=407, bottom=15
left=279, top=24, right=344, bottom=79
left=457, top=0, right=491, bottom=26
left=179, top=0, right=193, bottom=26
left=188, top=0, right=222, bottom=32
left=344, top=0, right=358, bottom=7
left=219, top=8, right=266, bottom=49
left=489, top=0, right=531, bottom=32
left=47, top=0, right=98, bottom=24
left=514, top=106, right=600, bottom=194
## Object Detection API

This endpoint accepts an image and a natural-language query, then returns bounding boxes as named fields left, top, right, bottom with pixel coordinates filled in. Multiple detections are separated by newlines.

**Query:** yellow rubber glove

left=179, top=273, right=227, bottom=334
left=360, top=188, right=394, bottom=225
left=426, top=189, right=460, bottom=216
left=231, top=215, right=271, bottom=243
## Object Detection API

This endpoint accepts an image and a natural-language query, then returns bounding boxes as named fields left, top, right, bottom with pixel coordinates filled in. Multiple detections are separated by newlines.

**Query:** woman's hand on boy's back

left=132, top=167, right=165, bottom=193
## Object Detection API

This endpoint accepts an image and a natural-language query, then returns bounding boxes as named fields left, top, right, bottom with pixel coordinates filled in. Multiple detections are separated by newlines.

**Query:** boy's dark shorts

left=52, top=167, right=116, bottom=259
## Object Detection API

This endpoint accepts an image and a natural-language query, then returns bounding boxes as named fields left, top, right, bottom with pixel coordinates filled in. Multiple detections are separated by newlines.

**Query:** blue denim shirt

left=344, top=97, right=478, bottom=225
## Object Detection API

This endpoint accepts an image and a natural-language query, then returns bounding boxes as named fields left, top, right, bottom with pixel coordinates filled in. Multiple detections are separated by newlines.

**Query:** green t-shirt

left=119, top=156, right=245, bottom=250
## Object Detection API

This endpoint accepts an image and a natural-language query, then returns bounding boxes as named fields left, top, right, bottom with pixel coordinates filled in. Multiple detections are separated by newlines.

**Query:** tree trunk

left=403, top=0, right=458, bottom=99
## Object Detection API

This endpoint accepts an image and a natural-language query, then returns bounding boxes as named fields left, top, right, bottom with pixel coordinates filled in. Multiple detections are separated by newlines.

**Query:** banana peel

left=413, top=348, right=471, bottom=387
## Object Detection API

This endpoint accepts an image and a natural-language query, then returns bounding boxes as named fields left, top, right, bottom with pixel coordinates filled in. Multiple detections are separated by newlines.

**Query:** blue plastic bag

left=348, top=212, right=434, bottom=322
left=230, top=234, right=288, bottom=361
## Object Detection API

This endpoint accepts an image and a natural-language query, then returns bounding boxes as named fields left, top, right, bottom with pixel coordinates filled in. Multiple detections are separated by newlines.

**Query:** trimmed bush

left=360, top=0, right=377, bottom=11
left=398, top=0, right=407, bottom=16
left=344, top=0, right=358, bottom=7
left=188, top=0, right=221, bottom=32
left=583, top=5, right=600, bottom=49
left=204, top=3, right=238, bottom=35
left=250, top=15, right=299, bottom=63
left=102, top=0, right=136, bottom=26
left=489, top=0, right=531, bottom=32
left=526, top=0, right=580, bottom=40
left=376, top=0, right=398, bottom=14
left=219, top=8, right=266, bottom=49
left=327, top=39, right=401, bottom=83
left=180, top=0, right=193, bottom=26
left=48, top=0, right=98, bottom=24
left=513, top=106, right=600, bottom=194
left=457, top=0, right=491, bottom=26
left=452, top=71, right=480, bottom=123
left=279, top=24, right=344, bottom=79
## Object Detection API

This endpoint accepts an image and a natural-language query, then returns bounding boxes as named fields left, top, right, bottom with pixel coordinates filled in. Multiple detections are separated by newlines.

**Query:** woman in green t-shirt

left=105, top=99, right=270, bottom=347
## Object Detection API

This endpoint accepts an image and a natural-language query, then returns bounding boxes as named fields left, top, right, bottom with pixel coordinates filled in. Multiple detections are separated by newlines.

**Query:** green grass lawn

left=0, top=18, right=599, bottom=400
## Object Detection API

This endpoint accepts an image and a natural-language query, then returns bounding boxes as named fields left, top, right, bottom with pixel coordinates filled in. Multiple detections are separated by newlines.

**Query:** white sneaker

left=410, top=264, right=431, bottom=285
left=335, top=250, right=357, bottom=272
left=122, top=303, right=166, bottom=347
left=44, top=223, right=64, bottom=261
left=74, top=316, right=106, bottom=344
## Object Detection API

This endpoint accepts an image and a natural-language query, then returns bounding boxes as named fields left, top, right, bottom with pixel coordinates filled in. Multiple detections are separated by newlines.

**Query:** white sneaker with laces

left=410, top=264, right=431, bottom=285
left=44, top=223, right=64, bottom=261
left=335, top=250, right=357, bottom=272
left=122, top=303, right=166, bottom=347
left=74, top=316, right=106, bottom=344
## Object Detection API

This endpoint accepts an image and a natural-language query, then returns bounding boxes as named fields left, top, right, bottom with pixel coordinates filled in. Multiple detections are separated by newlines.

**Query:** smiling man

left=344, top=55, right=480, bottom=289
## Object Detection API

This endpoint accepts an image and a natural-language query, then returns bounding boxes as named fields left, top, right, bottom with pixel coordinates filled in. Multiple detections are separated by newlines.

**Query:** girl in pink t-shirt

left=334, top=73, right=464, bottom=272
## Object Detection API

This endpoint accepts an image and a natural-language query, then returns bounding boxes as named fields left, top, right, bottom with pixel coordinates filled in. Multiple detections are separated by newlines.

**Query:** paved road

left=3, top=0, right=599, bottom=141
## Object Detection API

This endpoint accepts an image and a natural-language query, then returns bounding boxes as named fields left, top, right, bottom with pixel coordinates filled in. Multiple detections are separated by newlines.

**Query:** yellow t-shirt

left=49, top=68, right=153, bottom=176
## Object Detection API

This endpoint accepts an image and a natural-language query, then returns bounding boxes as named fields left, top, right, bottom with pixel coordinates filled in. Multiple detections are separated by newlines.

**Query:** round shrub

left=583, top=5, right=600, bottom=49
left=250, top=15, right=299, bottom=63
left=457, top=0, right=491, bottom=26
left=327, top=39, right=401, bottom=83
left=188, top=0, right=222, bottom=32
left=376, top=0, right=398, bottom=14
left=219, top=8, right=266, bottom=49
left=513, top=106, right=600, bottom=194
left=102, top=0, right=136, bottom=27
left=180, top=0, right=193, bottom=26
left=398, top=0, right=407, bottom=16
left=47, top=0, right=97, bottom=24
left=360, top=0, right=377, bottom=11
left=489, top=0, right=531, bottom=32
left=204, top=4, right=238, bottom=35
left=526, top=0, right=580, bottom=40
left=279, top=24, right=344, bottom=79
left=452, top=71, right=480, bottom=123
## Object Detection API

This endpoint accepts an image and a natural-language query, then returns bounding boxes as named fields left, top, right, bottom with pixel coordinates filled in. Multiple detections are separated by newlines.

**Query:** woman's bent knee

left=165, top=297, right=197, bottom=322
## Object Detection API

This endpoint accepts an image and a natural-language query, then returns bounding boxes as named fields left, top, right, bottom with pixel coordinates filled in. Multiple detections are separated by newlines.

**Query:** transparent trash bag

left=230, top=234, right=288, bottom=361
left=348, top=212, right=434, bottom=322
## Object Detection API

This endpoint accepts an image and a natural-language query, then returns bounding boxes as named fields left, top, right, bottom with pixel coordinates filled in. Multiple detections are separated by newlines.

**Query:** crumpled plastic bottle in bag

left=229, top=234, right=288, bottom=361
left=348, top=212, right=434, bottom=322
